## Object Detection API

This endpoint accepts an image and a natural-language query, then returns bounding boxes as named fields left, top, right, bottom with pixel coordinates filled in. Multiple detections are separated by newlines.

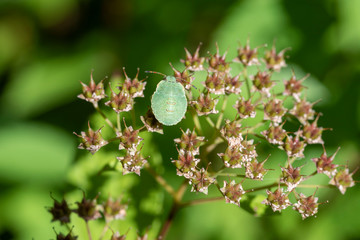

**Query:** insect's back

left=151, top=80, right=187, bottom=126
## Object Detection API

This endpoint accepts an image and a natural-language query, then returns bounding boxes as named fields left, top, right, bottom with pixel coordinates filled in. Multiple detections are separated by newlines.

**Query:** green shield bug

left=146, top=71, right=187, bottom=126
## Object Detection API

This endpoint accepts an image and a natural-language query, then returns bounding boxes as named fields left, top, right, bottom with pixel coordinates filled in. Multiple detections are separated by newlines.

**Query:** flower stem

left=85, top=221, right=93, bottom=240
left=191, top=109, right=203, bottom=135
left=117, top=112, right=121, bottom=132
left=93, top=102, right=117, bottom=132
left=145, top=163, right=176, bottom=198
left=216, top=95, right=228, bottom=129
left=243, top=66, right=251, bottom=98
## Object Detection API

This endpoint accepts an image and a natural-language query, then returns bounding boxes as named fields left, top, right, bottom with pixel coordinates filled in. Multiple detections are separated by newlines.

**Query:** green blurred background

left=0, top=0, right=359, bottom=239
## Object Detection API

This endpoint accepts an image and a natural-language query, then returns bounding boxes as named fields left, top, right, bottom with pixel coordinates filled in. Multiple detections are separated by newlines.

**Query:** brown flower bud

left=53, top=228, right=78, bottom=240
left=207, top=43, right=231, bottom=73
left=262, top=187, right=291, bottom=212
left=280, top=164, right=304, bottom=191
left=283, top=71, right=308, bottom=102
left=191, top=92, right=219, bottom=116
left=73, top=122, right=108, bottom=154
left=174, top=128, right=205, bottom=155
left=169, top=63, right=194, bottom=90
left=117, top=149, right=147, bottom=176
left=117, top=122, right=143, bottom=151
left=172, top=149, right=200, bottom=178
left=290, top=98, right=317, bottom=125
left=300, top=114, right=328, bottom=144
left=284, top=133, right=307, bottom=159
left=75, top=193, right=102, bottom=222
left=329, top=167, right=357, bottom=194
left=140, top=108, right=163, bottom=134
left=220, top=119, right=243, bottom=147
left=240, top=138, right=258, bottom=162
left=181, top=43, right=205, bottom=71
left=251, top=70, right=274, bottom=97
left=203, top=72, right=225, bottom=95
left=263, top=98, right=287, bottom=124
left=105, top=85, right=133, bottom=113
left=293, top=192, right=319, bottom=219
left=261, top=122, right=287, bottom=145
left=245, top=156, right=270, bottom=180
left=220, top=180, right=245, bottom=206
left=189, top=167, right=215, bottom=195
left=233, top=97, right=256, bottom=119
left=122, top=68, right=147, bottom=98
left=102, top=197, right=127, bottom=222
left=311, top=146, right=339, bottom=177
left=233, top=39, right=260, bottom=66
left=48, top=194, right=71, bottom=224
left=78, top=71, right=106, bottom=103
left=218, top=147, right=245, bottom=168
left=224, top=73, right=242, bottom=94
left=264, top=44, right=289, bottom=72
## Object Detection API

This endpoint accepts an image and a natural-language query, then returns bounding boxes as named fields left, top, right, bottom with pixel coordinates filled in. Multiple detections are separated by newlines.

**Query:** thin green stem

left=205, top=116, right=215, bottom=128
left=93, top=102, right=117, bottom=132
left=181, top=196, right=224, bottom=207
left=191, top=109, right=203, bottom=135
left=117, top=112, right=121, bottom=132
left=145, top=163, right=176, bottom=198
left=85, top=221, right=92, bottom=240
left=99, top=222, right=109, bottom=240
left=243, top=67, right=251, bottom=98
left=216, top=95, right=228, bottom=129
left=213, top=172, right=246, bottom=178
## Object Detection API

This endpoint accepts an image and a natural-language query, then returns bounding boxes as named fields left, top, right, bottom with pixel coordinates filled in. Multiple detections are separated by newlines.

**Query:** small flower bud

left=283, top=72, right=308, bottom=102
left=240, top=138, right=258, bottom=162
left=220, top=119, right=243, bottom=147
left=140, top=108, right=163, bottom=134
left=224, top=73, right=242, bottom=95
left=54, top=228, right=78, bottom=240
left=189, top=167, right=215, bottom=195
left=233, top=97, right=256, bottom=119
left=280, top=164, right=304, bottom=191
left=220, top=180, right=245, bottom=206
left=102, top=197, right=127, bottom=222
left=78, top=71, right=106, bottom=103
left=73, top=122, right=108, bottom=154
left=105, top=85, right=133, bottom=113
left=169, top=63, right=194, bottom=90
left=117, top=149, right=147, bottom=176
left=174, top=128, right=205, bottom=155
left=181, top=43, right=205, bottom=71
left=203, top=72, right=225, bottom=95
left=191, top=92, right=219, bottom=116
left=207, top=43, right=231, bottom=73
left=251, top=70, right=274, bottom=97
left=329, top=167, right=357, bottom=194
left=48, top=194, right=71, bottom=224
left=263, top=98, right=286, bottom=125
left=122, top=68, right=147, bottom=98
left=172, top=149, right=200, bottom=178
left=245, top=156, right=269, bottom=180
left=75, top=193, right=102, bottom=222
left=117, top=122, right=143, bottom=151
left=290, top=98, right=316, bottom=125
left=262, top=187, right=291, bottom=212
left=284, top=133, right=307, bottom=159
left=264, top=44, right=289, bottom=72
left=300, top=114, right=327, bottom=144
left=261, top=122, right=287, bottom=145
left=293, top=192, right=319, bottom=219
left=311, top=146, right=339, bottom=177
left=218, top=147, right=245, bottom=168
left=233, top=39, right=260, bottom=66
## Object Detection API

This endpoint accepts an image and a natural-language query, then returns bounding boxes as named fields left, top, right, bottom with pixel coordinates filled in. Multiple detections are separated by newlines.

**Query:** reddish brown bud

left=48, top=195, right=71, bottom=224
left=169, top=63, right=194, bottom=90
left=280, top=164, right=304, bottom=191
left=284, top=71, right=308, bottom=101
left=207, top=43, right=231, bottom=73
left=264, top=44, right=289, bottom=72
left=220, top=180, right=245, bottom=206
left=74, top=122, right=108, bottom=154
left=284, top=133, right=307, bottom=159
left=262, top=187, right=291, bottom=212
left=78, top=71, right=106, bottom=103
left=311, top=146, right=339, bottom=177
left=117, top=122, right=143, bottom=151
left=220, top=119, right=243, bottom=147
left=105, top=85, right=133, bottom=113
left=261, top=122, right=287, bottom=145
left=204, top=72, right=225, bottom=95
left=329, top=167, right=356, bottom=194
left=122, top=68, right=146, bottom=98
left=290, top=98, right=316, bottom=125
left=172, top=149, right=200, bottom=178
left=300, top=114, right=327, bottom=144
left=263, top=98, right=286, bottom=124
left=181, top=43, right=205, bottom=71
left=117, top=150, right=147, bottom=176
left=75, top=193, right=101, bottom=222
left=174, top=128, right=205, bottom=155
left=233, top=97, right=256, bottom=119
left=218, top=147, right=245, bottom=168
left=191, top=92, right=219, bottom=116
left=189, top=167, right=215, bottom=195
left=293, top=192, right=319, bottom=219
left=233, top=39, right=260, bottom=66
left=224, top=73, right=242, bottom=94
left=251, top=70, right=274, bottom=97
left=245, top=156, right=269, bottom=180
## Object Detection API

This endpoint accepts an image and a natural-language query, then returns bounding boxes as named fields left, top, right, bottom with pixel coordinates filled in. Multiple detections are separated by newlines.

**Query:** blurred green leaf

left=0, top=122, right=74, bottom=184
left=240, top=194, right=279, bottom=217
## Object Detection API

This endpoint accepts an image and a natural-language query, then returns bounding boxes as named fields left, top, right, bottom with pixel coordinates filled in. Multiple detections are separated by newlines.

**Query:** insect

left=146, top=71, right=187, bottom=126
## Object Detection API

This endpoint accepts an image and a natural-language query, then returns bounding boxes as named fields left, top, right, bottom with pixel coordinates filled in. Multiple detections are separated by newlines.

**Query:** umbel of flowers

left=63, top=39, right=357, bottom=239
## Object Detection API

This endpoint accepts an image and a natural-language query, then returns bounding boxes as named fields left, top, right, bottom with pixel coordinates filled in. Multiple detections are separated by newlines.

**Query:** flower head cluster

left=74, top=122, right=108, bottom=154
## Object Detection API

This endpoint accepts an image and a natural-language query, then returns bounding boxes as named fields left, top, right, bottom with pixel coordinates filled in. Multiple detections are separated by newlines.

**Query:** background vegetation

left=0, top=0, right=359, bottom=239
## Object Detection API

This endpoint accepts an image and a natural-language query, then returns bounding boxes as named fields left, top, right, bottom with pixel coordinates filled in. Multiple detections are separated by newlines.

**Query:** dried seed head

left=181, top=43, right=205, bottom=71
left=117, top=149, right=147, bottom=176
left=172, top=149, right=200, bottom=178
left=102, top=197, right=127, bottom=222
left=54, top=228, right=78, bottom=240
left=169, top=63, right=194, bottom=90
left=300, top=114, right=327, bottom=144
left=293, top=192, right=319, bottom=220
left=284, top=133, right=307, bottom=159
left=284, top=72, right=307, bottom=101
left=262, top=187, right=291, bottom=212
left=117, top=122, right=143, bottom=151
left=218, top=147, right=245, bottom=168
left=240, top=138, right=258, bottom=162
left=245, top=156, right=270, bottom=180
left=191, top=92, right=219, bottom=116
left=224, top=73, right=242, bottom=95
left=122, top=68, right=147, bottom=98
left=264, top=44, right=289, bottom=72
left=203, top=72, right=226, bottom=95
left=48, top=194, right=71, bottom=224
left=311, top=146, right=339, bottom=177
left=78, top=71, right=106, bottom=103
left=220, top=180, right=246, bottom=206
left=290, top=98, right=316, bottom=125
left=233, top=97, right=256, bottom=119
left=140, top=108, right=163, bottom=134
left=73, top=122, right=108, bottom=154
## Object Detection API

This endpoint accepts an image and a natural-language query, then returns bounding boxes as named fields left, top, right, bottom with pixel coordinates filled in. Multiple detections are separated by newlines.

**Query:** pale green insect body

left=151, top=76, right=187, bottom=126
